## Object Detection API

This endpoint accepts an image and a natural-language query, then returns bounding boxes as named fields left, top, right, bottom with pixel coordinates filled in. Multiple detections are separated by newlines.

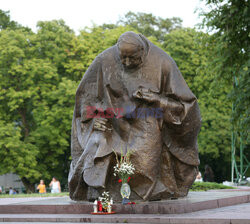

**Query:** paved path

left=1, top=190, right=250, bottom=205
left=0, top=202, right=249, bottom=223
left=0, top=196, right=64, bottom=205
left=1, top=191, right=250, bottom=215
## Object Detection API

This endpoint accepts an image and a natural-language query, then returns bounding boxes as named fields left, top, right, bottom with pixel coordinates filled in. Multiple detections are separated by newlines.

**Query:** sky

left=1, top=0, right=206, bottom=33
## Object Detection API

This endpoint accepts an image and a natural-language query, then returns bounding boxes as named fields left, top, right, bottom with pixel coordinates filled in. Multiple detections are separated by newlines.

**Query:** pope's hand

left=133, top=89, right=160, bottom=103
left=93, top=118, right=112, bottom=132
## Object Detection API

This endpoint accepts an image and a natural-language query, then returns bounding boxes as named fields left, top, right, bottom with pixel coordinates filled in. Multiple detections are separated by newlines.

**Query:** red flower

left=118, top=179, right=122, bottom=183
left=128, top=202, right=136, bottom=205
left=127, top=177, right=131, bottom=182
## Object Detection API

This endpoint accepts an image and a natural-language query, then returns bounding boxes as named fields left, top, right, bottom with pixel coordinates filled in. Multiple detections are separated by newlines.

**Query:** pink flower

left=118, top=179, right=122, bottom=183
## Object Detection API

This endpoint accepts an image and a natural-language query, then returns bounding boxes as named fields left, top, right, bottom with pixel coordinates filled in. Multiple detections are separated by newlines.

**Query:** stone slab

left=0, top=190, right=249, bottom=215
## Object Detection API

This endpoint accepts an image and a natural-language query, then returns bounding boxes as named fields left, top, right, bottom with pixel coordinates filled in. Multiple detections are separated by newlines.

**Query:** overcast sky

left=1, top=0, right=206, bottom=33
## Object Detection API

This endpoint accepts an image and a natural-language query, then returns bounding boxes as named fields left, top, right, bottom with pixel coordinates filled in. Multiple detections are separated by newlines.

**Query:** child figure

left=37, top=180, right=46, bottom=194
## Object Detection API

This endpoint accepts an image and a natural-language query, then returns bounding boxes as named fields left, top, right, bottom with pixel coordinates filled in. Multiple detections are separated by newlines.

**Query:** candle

left=93, top=200, right=98, bottom=213
left=98, top=200, right=102, bottom=212
left=107, top=203, right=112, bottom=213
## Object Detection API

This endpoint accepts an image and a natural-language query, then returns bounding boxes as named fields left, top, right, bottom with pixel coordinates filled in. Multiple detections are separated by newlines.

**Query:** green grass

left=190, top=182, right=235, bottom=191
left=0, top=192, right=69, bottom=198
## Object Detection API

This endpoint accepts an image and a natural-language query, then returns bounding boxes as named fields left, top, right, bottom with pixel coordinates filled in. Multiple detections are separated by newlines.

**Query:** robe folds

left=68, top=34, right=201, bottom=201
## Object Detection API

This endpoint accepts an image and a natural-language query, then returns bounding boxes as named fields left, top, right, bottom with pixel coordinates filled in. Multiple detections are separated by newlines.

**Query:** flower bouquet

left=98, top=191, right=110, bottom=212
left=113, top=149, right=135, bottom=204
left=92, top=191, right=115, bottom=214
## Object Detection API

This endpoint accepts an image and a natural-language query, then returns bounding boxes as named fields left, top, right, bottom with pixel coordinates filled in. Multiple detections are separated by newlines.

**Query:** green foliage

left=163, top=28, right=232, bottom=181
left=190, top=182, right=234, bottom=191
left=120, top=12, right=182, bottom=42
left=120, top=11, right=182, bottom=41
left=201, top=0, right=250, bottom=144
left=0, top=120, right=39, bottom=178
left=163, top=28, right=207, bottom=93
left=0, top=10, right=20, bottom=30
left=0, top=20, right=78, bottom=191
left=230, top=59, right=250, bottom=143
left=101, top=11, right=182, bottom=42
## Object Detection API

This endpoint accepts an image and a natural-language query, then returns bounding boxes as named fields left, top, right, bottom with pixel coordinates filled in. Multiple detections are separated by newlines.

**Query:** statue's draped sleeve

left=159, top=57, right=201, bottom=166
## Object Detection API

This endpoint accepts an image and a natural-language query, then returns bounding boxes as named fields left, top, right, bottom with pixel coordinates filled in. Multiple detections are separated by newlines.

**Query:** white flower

left=113, top=162, right=135, bottom=177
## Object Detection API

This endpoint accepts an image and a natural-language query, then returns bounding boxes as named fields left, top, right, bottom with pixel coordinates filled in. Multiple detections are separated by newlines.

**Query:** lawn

left=190, top=182, right=235, bottom=191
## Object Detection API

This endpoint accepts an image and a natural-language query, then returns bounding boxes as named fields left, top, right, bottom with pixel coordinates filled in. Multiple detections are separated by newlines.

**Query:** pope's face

left=119, top=43, right=143, bottom=69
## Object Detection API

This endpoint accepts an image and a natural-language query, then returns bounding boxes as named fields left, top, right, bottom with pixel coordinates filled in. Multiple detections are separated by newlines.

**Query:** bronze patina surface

left=68, top=31, right=201, bottom=201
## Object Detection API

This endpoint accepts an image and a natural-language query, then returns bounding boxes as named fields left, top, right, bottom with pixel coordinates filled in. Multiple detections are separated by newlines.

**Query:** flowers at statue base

left=98, top=191, right=112, bottom=212
left=113, top=149, right=135, bottom=183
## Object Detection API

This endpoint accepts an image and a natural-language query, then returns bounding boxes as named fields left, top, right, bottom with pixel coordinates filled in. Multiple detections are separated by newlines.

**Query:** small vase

left=120, top=182, right=131, bottom=204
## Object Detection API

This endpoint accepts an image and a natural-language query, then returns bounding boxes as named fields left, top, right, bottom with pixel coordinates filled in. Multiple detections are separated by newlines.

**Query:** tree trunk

left=19, top=108, right=29, bottom=138
left=21, top=177, right=35, bottom=193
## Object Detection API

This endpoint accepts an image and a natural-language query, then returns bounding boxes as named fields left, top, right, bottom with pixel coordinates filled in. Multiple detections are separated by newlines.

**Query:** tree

left=163, top=28, right=232, bottom=181
left=0, top=10, right=20, bottom=30
left=0, top=9, right=31, bottom=32
left=0, top=28, right=43, bottom=191
left=162, top=28, right=206, bottom=92
left=0, top=20, right=78, bottom=192
left=101, top=11, right=182, bottom=42
left=200, top=0, right=250, bottom=144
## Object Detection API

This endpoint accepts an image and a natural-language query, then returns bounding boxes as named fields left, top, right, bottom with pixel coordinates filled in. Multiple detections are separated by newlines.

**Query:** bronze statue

left=68, top=31, right=201, bottom=201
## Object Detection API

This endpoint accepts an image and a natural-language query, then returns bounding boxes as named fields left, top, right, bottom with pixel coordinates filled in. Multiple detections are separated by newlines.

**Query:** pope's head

left=117, top=32, right=145, bottom=69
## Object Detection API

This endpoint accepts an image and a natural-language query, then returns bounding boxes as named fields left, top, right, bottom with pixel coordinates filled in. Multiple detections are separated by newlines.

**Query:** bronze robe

left=68, top=35, right=201, bottom=201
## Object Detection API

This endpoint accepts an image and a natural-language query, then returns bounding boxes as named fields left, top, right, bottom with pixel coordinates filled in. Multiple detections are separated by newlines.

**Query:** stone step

left=0, top=212, right=250, bottom=224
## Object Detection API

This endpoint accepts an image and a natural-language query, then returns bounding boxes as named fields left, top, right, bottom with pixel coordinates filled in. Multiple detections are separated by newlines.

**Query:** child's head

left=40, top=180, right=44, bottom=184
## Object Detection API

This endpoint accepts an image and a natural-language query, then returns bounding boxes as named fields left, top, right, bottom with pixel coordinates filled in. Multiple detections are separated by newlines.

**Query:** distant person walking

left=203, top=165, right=214, bottom=182
left=195, top=171, right=203, bottom=182
left=37, top=180, right=46, bottom=194
left=9, top=187, right=14, bottom=195
left=49, top=177, right=61, bottom=193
